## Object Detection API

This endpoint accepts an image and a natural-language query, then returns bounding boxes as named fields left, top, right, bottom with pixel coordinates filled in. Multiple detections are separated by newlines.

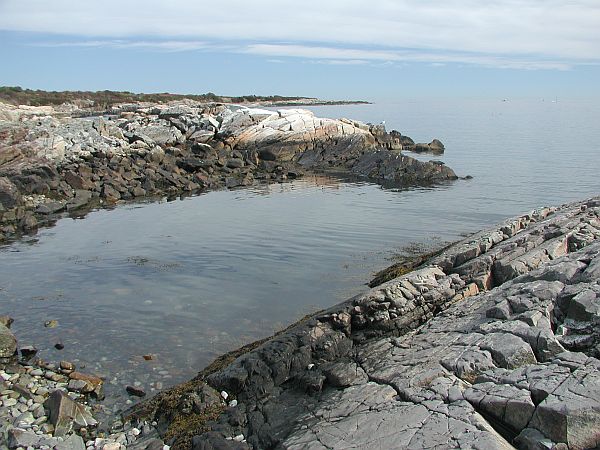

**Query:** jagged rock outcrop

left=0, top=102, right=456, bottom=242
left=129, top=197, right=600, bottom=450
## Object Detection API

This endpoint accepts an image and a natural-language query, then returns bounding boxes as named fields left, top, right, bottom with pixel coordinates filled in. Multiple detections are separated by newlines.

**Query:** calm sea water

left=1, top=97, right=599, bottom=410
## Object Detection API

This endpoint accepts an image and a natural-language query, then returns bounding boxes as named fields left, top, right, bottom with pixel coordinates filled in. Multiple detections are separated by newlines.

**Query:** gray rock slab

left=43, top=390, right=97, bottom=437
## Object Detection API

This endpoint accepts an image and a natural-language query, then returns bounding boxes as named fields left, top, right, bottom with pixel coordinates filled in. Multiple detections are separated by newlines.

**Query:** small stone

left=4, top=397, right=17, bottom=407
left=16, top=411, right=35, bottom=426
left=60, top=361, right=75, bottom=371
left=54, top=341, right=65, bottom=350
left=44, top=320, right=59, bottom=328
left=12, top=384, right=34, bottom=399
left=41, top=423, right=54, bottom=434
left=220, top=391, right=228, bottom=400
left=68, top=380, right=90, bottom=393
left=233, top=434, right=244, bottom=442
left=32, top=405, right=45, bottom=419
left=101, top=444, right=121, bottom=450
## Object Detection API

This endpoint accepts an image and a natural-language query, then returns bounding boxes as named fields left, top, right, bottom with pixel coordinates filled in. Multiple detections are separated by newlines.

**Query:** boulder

left=7, top=428, right=43, bottom=449
left=0, top=323, right=17, bottom=358
left=43, top=390, right=98, bottom=436
left=412, top=139, right=445, bottom=155
left=0, top=177, right=21, bottom=209
left=36, top=201, right=66, bottom=215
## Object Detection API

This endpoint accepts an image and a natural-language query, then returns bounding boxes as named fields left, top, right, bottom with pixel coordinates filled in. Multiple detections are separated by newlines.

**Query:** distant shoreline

left=0, top=86, right=370, bottom=108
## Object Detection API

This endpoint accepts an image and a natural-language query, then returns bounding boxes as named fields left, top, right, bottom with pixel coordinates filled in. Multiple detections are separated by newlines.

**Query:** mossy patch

left=164, top=403, right=226, bottom=449
left=368, top=240, right=456, bottom=288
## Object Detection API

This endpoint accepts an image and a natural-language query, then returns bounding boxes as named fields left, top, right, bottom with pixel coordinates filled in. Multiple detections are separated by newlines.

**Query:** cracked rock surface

left=131, top=197, right=600, bottom=450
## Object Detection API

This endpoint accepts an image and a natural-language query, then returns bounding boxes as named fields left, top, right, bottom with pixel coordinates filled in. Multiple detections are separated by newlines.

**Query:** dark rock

left=20, top=211, right=38, bottom=230
left=191, top=142, right=215, bottom=155
left=411, top=139, right=445, bottom=155
left=63, top=171, right=93, bottom=190
left=102, top=184, right=121, bottom=202
left=566, top=288, right=600, bottom=322
left=54, top=340, right=65, bottom=350
left=0, top=176, right=22, bottom=209
left=36, top=201, right=66, bottom=215
left=192, top=432, right=249, bottom=450
left=126, top=385, right=147, bottom=397
left=12, top=383, right=34, bottom=399
left=142, top=438, right=167, bottom=450
left=429, top=139, right=445, bottom=152
left=20, top=345, right=38, bottom=359
left=177, top=157, right=213, bottom=172
left=296, top=370, right=326, bottom=393
left=226, top=159, right=244, bottom=169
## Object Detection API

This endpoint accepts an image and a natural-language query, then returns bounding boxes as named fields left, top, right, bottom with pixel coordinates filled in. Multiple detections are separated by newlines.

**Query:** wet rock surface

left=128, top=197, right=600, bottom=449
left=0, top=101, right=456, bottom=243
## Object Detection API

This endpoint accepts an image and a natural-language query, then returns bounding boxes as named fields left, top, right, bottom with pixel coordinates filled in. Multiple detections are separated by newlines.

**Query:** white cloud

left=33, top=40, right=214, bottom=52
left=243, top=43, right=572, bottom=70
left=1, top=0, right=599, bottom=68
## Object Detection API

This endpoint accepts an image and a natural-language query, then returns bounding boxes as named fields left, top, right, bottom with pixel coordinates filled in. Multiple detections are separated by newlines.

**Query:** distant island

left=0, top=86, right=370, bottom=109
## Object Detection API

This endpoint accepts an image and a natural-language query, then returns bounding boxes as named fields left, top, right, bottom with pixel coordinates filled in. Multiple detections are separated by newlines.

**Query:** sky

left=0, top=0, right=599, bottom=101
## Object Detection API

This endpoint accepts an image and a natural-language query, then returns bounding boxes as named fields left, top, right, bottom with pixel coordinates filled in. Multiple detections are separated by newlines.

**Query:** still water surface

left=1, top=97, right=599, bottom=408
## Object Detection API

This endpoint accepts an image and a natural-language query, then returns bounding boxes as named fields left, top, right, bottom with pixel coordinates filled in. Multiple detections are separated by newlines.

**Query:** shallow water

left=1, top=97, right=599, bottom=410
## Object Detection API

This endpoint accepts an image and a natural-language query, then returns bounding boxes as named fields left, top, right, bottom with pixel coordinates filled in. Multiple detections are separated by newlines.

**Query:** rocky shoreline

left=1, top=317, right=170, bottom=450
left=121, top=196, right=600, bottom=450
left=0, top=101, right=458, bottom=244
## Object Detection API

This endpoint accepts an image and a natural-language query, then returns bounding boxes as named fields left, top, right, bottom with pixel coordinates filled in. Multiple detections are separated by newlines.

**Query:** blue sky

left=1, top=0, right=599, bottom=101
